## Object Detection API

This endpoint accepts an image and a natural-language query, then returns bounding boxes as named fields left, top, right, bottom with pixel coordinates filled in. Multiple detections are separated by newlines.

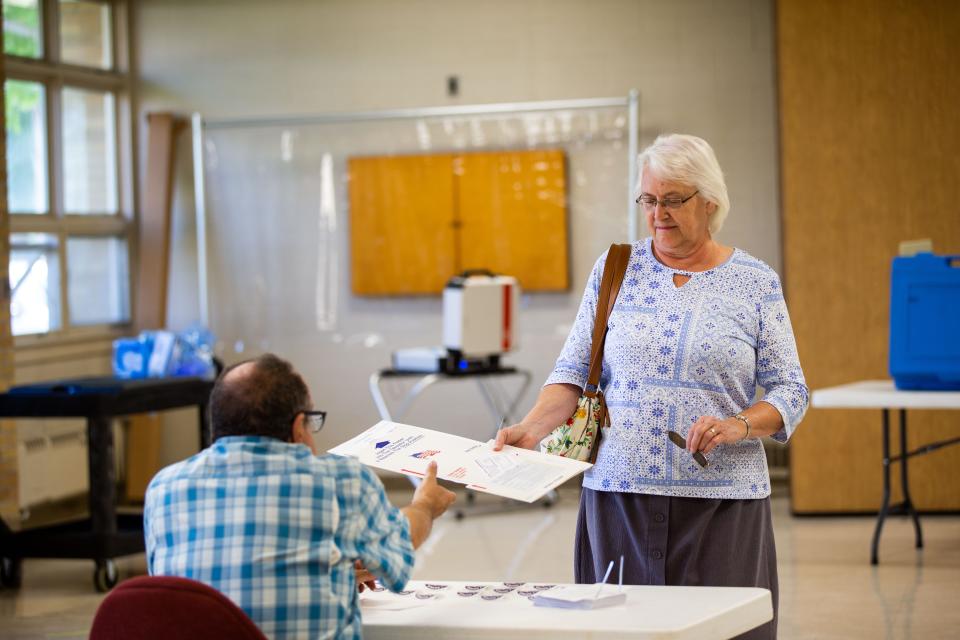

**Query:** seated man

left=144, top=353, right=456, bottom=639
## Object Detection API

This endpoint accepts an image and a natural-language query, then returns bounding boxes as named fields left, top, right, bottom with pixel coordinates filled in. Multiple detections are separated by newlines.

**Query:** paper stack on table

left=533, top=557, right=626, bottom=609
left=532, top=584, right=626, bottom=610
left=329, top=420, right=591, bottom=503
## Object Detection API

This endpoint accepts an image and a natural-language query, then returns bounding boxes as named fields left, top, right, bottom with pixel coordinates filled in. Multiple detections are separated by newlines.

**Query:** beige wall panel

left=459, top=150, right=569, bottom=291
left=349, top=155, right=456, bottom=295
left=778, top=0, right=960, bottom=512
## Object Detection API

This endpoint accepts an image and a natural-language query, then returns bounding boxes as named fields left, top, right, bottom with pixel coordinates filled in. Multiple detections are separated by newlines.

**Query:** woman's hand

left=686, top=415, right=747, bottom=455
left=493, top=422, right=549, bottom=451
left=492, top=383, right=582, bottom=451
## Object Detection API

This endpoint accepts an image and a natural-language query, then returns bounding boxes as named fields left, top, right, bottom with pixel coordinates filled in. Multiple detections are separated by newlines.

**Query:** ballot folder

left=328, top=420, right=592, bottom=503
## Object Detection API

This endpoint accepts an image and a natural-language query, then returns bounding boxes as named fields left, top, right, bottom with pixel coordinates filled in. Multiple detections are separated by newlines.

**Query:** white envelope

left=328, top=420, right=591, bottom=503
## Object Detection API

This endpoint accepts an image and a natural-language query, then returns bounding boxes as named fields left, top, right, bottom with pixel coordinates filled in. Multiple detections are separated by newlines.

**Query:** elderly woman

left=496, top=133, right=807, bottom=639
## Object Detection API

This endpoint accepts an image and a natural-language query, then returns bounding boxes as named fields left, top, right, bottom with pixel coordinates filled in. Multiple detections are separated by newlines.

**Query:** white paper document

left=532, top=584, right=627, bottom=609
left=328, top=420, right=592, bottom=503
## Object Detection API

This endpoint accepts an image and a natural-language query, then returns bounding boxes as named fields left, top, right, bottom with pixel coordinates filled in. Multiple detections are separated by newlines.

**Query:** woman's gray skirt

left=575, top=487, right=779, bottom=639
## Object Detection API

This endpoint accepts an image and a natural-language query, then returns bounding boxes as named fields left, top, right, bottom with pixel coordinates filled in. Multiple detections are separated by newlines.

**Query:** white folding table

left=361, top=580, right=773, bottom=640
left=368, top=367, right=533, bottom=431
left=811, top=379, right=960, bottom=564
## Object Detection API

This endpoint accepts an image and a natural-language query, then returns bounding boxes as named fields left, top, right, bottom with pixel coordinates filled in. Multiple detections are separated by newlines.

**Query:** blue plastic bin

left=889, top=252, right=960, bottom=390
left=112, top=336, right=150, bottom=379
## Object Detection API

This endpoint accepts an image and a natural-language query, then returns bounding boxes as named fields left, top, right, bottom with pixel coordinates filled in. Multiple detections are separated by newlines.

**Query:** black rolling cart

left=0, top=376, right=213, bottom=591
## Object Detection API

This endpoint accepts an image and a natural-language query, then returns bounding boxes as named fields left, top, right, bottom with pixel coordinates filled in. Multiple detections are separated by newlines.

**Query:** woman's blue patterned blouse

left=546, top=237, right=809, bottom=499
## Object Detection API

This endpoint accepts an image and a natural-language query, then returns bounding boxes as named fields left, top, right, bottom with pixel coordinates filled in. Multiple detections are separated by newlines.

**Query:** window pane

left=5, top=80, right=49, bottom=214
left=62, top=87, right=118, bottom=214
left=3, top=80, right=47, bottom=213
left=67, top=236, right=129, bottom=325
left=60, top=0, right=112, bottom=69
left=10, top=233, right=62, bottom=335
left=3, top=0, right=43, bottom=59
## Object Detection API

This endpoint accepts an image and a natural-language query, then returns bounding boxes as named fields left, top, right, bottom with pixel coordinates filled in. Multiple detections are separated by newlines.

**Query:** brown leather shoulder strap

left=585, top=243, right=631, bottom=392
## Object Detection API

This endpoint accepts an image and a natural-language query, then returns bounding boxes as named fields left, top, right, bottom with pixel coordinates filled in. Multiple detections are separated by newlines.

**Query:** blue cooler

left=889, top=252, right=960, bottom=390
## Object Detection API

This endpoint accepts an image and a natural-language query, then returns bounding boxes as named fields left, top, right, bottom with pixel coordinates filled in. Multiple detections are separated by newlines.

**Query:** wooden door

left=348, top=155, right=457, bottom=295
left=778, top=0, right=960, bottom=512
left=458, top=150, right=568, bottom=291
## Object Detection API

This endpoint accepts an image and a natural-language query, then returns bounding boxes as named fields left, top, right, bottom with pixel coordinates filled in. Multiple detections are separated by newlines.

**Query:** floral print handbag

left=541, top=392, right=609, bottom=462
left=540, top=243, right=631, bottom=463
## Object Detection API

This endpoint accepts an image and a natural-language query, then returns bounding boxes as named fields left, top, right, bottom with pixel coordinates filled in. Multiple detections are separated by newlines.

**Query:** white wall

left=136, top=0, right=781, bottom=464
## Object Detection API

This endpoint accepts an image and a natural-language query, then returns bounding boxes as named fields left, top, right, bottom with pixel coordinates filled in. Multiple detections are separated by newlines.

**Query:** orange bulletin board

left=349, top=149, right=568, bottom=295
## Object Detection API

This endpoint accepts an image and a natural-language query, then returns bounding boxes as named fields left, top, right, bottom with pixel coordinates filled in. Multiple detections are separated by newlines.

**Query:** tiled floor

left=2, top=487, right=959, bottom=639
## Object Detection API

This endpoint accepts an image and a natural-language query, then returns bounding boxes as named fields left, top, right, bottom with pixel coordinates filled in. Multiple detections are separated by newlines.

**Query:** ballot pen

left=595, top=560, right=615, bottom=599
left=618, top=554, right=624, bottom=592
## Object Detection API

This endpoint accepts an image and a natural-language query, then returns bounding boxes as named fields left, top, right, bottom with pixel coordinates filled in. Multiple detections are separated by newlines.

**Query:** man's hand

left=355, top=559, right=377, bottom=593
left=401, top=460, right=456, bottom=549
left=411, top=460, right=457, bottom=519
left=358, top=463, right=454, bottom=589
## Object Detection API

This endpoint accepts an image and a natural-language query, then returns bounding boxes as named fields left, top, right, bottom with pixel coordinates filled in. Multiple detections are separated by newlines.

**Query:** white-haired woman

left=496, top=133, right=808, bottom=639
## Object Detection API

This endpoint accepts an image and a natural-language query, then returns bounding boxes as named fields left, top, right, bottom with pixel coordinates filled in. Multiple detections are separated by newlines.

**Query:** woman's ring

left=709, top=427, right=716, bottom=435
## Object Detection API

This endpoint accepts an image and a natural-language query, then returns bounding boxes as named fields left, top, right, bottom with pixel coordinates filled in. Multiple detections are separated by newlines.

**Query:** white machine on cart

left=442, top=270, right=520, bottom=373
left=392, top=270, right=520, bottom=374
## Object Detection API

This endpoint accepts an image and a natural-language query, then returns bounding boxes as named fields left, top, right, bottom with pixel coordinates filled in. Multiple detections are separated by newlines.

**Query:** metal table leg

left=871, top=409, right=891, bottom=565
left=898, top=408, right=923, bottom=551
left=872, top=408, right=926, bottom=565
left=88, top=415, right=119, bottom=591
left=369, top=372, right=443, bottom=423
left=475, top=371, right=532, bottom=430
left=369, top=372, right=392, bottom=421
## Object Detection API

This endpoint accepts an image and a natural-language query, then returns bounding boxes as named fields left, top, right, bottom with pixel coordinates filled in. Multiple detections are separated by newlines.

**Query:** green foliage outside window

left=5, top=80, right=41, bottom=137
left=3, top=2, right=41, bottom=58
left=3, top=2, right=43, bottom=135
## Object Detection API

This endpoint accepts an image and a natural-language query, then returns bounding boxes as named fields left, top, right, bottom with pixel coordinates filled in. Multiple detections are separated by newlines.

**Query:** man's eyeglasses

left=636, top=190, right=699, bottom=211
left=295, top=410, right=327, bottom=434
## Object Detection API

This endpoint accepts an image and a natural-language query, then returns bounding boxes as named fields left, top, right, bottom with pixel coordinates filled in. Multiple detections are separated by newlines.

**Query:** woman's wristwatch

left=733, top=413, right=752, bottom=440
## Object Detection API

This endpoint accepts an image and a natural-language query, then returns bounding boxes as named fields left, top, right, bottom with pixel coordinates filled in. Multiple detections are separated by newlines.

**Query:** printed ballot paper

left=329, top=420, right=591, bottom=503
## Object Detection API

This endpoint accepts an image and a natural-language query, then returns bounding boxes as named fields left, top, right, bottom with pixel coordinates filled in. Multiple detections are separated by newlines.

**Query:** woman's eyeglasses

left=636, top=190, right=699, bottom=211
left=667, top=430, right=708, bottom=468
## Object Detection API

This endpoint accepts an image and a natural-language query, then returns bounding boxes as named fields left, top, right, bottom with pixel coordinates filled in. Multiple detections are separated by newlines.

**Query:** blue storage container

left=889, top=252, right=960, bottom=390
left=112, top=335, right=150, bottom=379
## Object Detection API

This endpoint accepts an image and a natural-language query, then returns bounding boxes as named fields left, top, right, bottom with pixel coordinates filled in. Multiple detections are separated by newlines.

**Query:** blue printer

left=889, top=252, right=960, bottom=390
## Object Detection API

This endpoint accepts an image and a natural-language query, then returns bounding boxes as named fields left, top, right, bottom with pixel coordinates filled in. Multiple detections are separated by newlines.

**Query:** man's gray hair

left=636, top=134, right=730, bottom=235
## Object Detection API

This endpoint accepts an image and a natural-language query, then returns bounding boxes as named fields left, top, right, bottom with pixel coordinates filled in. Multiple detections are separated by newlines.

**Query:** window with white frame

left=4, top=0, right=133, bottom=338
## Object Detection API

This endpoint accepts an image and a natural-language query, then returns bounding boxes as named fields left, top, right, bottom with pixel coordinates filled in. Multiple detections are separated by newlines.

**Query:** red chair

left=89, top=575, right=267, bottom=640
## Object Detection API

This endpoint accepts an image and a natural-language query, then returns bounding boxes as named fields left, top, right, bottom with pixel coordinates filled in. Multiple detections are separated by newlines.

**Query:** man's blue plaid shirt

left=144, top=436, right=414, bottom=639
